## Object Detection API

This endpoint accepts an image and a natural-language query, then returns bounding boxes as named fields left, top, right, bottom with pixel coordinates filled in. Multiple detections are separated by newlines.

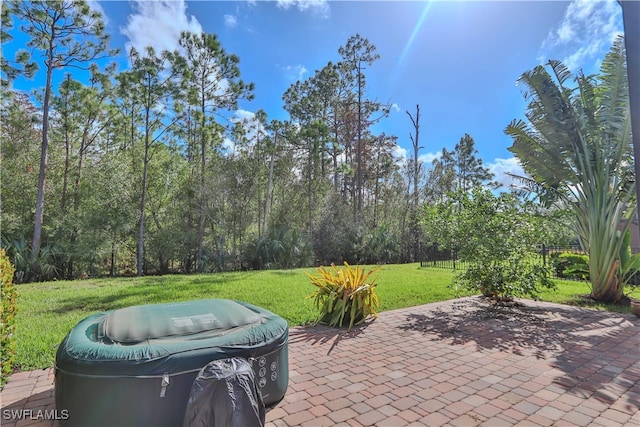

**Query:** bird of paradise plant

left=506, top=35, right=637, bottom=303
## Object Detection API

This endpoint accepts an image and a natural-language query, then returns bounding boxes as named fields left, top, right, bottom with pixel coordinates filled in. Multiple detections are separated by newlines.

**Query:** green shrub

left=306, top=262, right=379, bottom=330
left=551, top=252, right=590, bottom=280
left=423, top=188, right=556, bottom=302
left=454, top=259, right=555, bottom=302
left=1, top=248, right=18, bottom=386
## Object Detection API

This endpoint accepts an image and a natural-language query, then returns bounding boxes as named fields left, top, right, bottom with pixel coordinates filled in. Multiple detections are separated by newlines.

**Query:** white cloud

left=563, top=44, right=601, bottom=72
left=121, top=0, right=203, bottom=56
left=538, top=0, right=622, bottom=72
left=234, top=109, right=256, bottom=121
left=221, top=136, right=237, bottom=157
left=420, top=151, right=441, bottom=165
left=282, top=64, right=309, bottom=81
left=224, top=15, right=238, bottom=28
left=393, top=145, right=440, bottom=166
left=488, top=157, right=526, bottom=190
left=393, top=145, right=408, bottom=163
left=555, top=21, right=575, bottom=43
left=230, top=109, right=267, bottom=151
left=276, top=0, right=329, bottom=17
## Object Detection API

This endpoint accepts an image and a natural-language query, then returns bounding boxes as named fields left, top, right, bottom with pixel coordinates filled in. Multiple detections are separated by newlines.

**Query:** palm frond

left=598, top=35, right=630, bottom=140
left=505, top=118, right=574, bottom=188
left=547, top=59, right=573, bottom=87
left=505, top=171, right=562, bottom=207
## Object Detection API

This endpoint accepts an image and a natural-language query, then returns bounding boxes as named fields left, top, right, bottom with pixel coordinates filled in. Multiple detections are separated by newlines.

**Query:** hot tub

left=55, top=299, right=288, bottom=427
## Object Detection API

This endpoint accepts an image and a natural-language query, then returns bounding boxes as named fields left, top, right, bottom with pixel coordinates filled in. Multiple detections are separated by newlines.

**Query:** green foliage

left=425, top=133, right=496, bottom=202
left=313, top=193, right=363, bottom=264
left=550, top=252, right=590, bottom=281
left=312, top=196, right=403, bottom=266
left=1, top=248, right=18, bottom=386
left=0, top=92, right=41, bottom=240
left=618, top=231, right=640, bottom=287
left=423, top=188, right=556, bottom=301
left=1, top=236, right=61, bottom=283
left=1, top=25, right=425, bottom=281
left=244, top=227, right=312, bottom=270
left=454, top=260, right=553, bottom=302
left=307, top=262, right=379, bottom=330
left=8, top=0, right=116, bottom=268
left=360, top=223, right=400, bottom=264
left=177, top=31, right=254, bottom=272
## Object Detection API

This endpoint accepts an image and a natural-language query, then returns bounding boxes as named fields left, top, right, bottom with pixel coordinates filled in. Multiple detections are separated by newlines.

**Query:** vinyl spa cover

left=55, top=299, right=288, bottom=427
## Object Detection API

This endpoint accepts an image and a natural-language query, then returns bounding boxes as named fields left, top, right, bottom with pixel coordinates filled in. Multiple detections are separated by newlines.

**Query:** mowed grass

left=13, top=263, right=456, bottom=371
left=540, top=278, right=639, bottom=314
left=12, top=263, right=635, bottom=372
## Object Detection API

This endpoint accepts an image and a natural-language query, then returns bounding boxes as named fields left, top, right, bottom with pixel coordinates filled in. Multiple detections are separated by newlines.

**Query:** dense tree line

left=1, top=1, right=497, bottom=281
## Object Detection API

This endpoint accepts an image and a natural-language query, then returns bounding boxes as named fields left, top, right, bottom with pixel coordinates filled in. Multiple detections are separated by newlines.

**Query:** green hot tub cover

left=55, top=299, right=288, bottom=426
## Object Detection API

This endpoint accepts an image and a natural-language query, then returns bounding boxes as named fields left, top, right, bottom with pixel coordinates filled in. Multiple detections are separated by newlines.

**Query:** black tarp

left=183, top=358, right=265, bottom=427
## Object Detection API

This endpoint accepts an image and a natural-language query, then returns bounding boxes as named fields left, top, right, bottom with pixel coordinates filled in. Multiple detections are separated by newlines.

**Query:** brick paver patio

left=1, top=296, right=639, bottom=426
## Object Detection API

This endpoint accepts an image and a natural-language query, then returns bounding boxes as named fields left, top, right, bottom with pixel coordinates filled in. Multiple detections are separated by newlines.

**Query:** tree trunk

left=60, top=74, right=74, bottom=214
left=137, top=109, right=151, bottom=277
left=66, top=136, right=87, bottom=279
left=31, top=37, right=56, bottom=267
left=333, top=123, right=340, bottom=191
left=590, top=260, right=622, bottom=303
left=61, top=125, right=70, bottom=214
left=262, top=132, right=277, bottom=237
left=197, top=93, right=206, bottom=271
left=308, top=142, right=313, bottom=243
left=407, top=105, right=422, bottom=262
left=110, top=238, right=116, bottom=277
left=355, top=64, right=363, bottom=223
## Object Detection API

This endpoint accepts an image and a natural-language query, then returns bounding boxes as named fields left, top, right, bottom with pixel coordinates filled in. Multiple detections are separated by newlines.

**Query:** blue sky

left=6, top=0, right=625, bottom=187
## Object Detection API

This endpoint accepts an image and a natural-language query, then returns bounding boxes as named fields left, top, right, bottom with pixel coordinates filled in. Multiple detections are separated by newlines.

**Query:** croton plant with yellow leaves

left=306, top=262, right=379, bottom=330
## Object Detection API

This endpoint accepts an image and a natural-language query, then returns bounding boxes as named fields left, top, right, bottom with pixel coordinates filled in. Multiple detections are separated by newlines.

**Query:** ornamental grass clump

left=307, top=262, right=379, bottom=330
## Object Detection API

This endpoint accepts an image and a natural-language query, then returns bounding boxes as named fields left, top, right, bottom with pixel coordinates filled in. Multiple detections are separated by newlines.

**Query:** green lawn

left=11, top=263, right=635, bottom=372
left=538, top=278, right=638, bottom=313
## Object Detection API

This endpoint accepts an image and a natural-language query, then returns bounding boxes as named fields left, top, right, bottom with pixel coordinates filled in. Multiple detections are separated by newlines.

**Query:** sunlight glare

left=399, top=0, right=433, bottom=65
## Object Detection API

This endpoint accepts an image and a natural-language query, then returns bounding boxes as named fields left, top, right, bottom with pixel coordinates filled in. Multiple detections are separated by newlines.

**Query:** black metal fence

left=420, top=244, right=640, bottom=283
left=419, top=248, right=471, bottom=271
left=419, top=245, right=580, bottom=281
left=420, top=244, right=640, bottom=282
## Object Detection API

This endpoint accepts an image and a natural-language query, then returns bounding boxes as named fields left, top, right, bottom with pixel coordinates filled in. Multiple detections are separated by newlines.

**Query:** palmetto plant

left=1, top=236, right=61, bottom=283
left=306, top=262, right=379, bottom=330
left=244, top=226, right=311, bottom=270
left=506, top=36, right=636, bottom=303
